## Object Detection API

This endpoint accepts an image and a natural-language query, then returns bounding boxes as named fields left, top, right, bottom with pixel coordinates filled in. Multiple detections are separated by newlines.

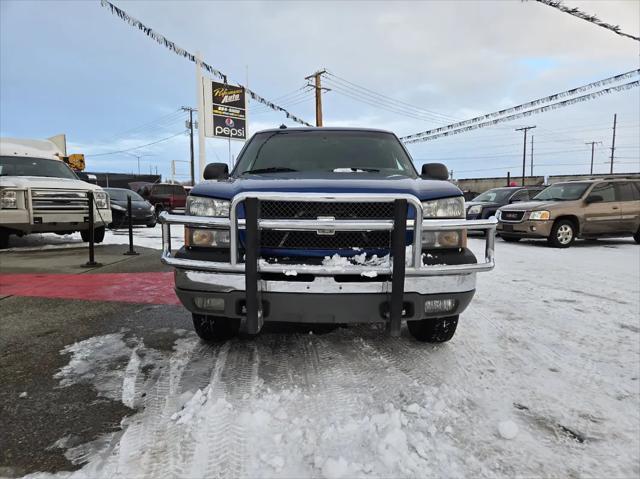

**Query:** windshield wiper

left=242, top=167, right=298, bottom=175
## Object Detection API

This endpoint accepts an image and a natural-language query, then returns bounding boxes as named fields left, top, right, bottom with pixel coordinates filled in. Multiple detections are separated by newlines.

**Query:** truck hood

left=499, top=200, right=562, bottom=211
left=191, top=172, right=461, bottom=201
left=0, top=176, right=104, bottom=191
left=466, top=200, right=502, bottom=209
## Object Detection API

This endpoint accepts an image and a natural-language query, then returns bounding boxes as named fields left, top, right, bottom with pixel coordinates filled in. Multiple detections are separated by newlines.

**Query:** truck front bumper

left=497, top=219, right=553, bottom=238
left=159, top=193, right=497, bottom=335
left=174, top=267, right=476, bottom=323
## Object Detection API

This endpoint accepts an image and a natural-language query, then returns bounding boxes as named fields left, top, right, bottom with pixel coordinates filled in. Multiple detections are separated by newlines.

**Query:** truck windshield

left=533, top=183, right=590, bottom=201
left=473, top=188, right=515, bottom=203
left=0, top=156, right=78, bottom=180
left=234, top=130, right=417, bottom=177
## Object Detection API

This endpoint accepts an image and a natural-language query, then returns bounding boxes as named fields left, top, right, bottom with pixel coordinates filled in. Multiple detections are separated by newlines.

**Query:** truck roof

left=254, top=127, right=398, bottom=135
left=0, top=137, right=64, bottom=160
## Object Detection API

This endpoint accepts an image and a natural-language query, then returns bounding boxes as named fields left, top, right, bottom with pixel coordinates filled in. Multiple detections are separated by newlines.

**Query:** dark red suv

left=138, top=183, right=187, bottom=218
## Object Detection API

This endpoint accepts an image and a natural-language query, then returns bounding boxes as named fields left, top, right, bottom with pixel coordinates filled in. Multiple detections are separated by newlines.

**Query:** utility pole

left=305, top=69, right=330, bottom=127
left=585, top=141, right=602, bottom=175
left=530, top=135, right=534, bottom=176
left=181, top=107, right=196, bottom=185
left=609, top=113, right=617, bottom=175
left=515, top=126, right=536, bottom=186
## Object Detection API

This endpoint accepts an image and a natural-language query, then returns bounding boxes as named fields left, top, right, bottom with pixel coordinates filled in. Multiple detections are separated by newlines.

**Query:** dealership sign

left=203, top=80, right=247, bottom=140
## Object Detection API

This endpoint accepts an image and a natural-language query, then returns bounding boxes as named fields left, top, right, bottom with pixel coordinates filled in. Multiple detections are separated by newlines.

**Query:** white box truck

left=0, top=136, right=112, bottom=249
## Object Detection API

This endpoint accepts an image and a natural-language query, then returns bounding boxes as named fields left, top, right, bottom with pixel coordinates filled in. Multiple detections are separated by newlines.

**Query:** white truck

left=0, top=136, right=112, bottom=249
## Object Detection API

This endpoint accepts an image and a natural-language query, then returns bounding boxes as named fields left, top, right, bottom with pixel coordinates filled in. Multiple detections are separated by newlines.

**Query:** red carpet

left=0, top=272, right=180, bottom=305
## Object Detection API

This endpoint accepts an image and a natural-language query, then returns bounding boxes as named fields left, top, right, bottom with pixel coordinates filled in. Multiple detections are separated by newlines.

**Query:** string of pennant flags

left=99, top=0, right=313, bottom=127
left=535, top=0, right=640, bottom=42
left=400, top=69, right=640, bottom=141
left=403, top=80, right=640, bottom=144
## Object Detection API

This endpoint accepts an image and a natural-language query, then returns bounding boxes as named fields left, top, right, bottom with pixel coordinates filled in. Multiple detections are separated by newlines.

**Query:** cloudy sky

left=1, top=0, right=638, bottom=181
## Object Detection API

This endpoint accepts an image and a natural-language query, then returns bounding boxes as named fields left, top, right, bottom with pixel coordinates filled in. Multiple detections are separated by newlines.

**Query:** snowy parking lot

left=3, top=230, right=639, bottom=478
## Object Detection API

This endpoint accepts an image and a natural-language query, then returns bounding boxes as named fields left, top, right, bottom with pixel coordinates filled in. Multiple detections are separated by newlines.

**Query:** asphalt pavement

left=0, top=245, right=189, bottom=477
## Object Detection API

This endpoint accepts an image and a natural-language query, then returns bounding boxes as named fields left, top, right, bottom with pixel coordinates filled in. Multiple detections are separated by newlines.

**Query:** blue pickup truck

left=159, top=128, right=496, bottom=343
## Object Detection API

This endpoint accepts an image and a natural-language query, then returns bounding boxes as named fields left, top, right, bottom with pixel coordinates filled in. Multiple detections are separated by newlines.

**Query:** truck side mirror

left=203, top=163, right=229, bottom=180
left=585, top=194, right=603, bottom=204
left=421, top=163, right=449, bottom=181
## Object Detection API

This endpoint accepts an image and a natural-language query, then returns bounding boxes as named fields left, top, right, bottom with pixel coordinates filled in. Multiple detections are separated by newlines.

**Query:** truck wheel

left=501, top=235, right=520, bottom=243
left=0, top=229, right=10, bottom=249
left=192, top=314, right=241, bottom=342
left=80, top=226, right=106, bottom=243
left=548, top=219, right=575, bottom=248
left=407, top=315, right=459, bottom=343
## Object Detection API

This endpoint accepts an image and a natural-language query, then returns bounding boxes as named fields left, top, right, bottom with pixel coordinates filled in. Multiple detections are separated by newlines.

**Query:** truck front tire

left=192, top=314, right=241, bottom=342
left=81, top=226, right=106, bottom=243
left=548, top=219, right=575, bottom=248
left=407, top=315, right=459, bottom=343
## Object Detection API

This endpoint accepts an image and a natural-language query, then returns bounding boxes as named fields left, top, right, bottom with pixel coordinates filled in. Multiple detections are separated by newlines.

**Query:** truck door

left=615, top=181, right=640, bottom=233
left=582, top=182, right=621, bottom=235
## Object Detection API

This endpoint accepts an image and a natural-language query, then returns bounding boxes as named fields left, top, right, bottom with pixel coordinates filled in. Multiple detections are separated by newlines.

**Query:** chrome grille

left=500, top=210, right=525, bottom=222
left=31, top=190, right=89, bottom=213
left=260, top=230, right=390, bottom=250
left=259, top=201, right=394, bottom=219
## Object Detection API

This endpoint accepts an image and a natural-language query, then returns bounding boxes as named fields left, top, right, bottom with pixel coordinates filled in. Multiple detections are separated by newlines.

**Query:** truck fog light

left=194, top=297, right=225, bottom=312
left=424, top=298, right=457, bottom=314
left=437, top=230, right=466, bottom=248
left=422, top=229, right=466, bottom=248
left=186, top=227, right=230, bottom=247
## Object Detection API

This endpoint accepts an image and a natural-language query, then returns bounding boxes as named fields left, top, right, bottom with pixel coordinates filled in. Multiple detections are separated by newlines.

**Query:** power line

left=401, top=69, right=639, bottom=141
left=99, top=0, right=312, bottom=126
left=403, top=80, right=640, bottom=143
left=324, top=72, right=458, bottom=123
left=534, top=0, right=640, bottom=42
left=327, top=84, right=453, bottom=123
left=86, top=131, right=186, bottom=157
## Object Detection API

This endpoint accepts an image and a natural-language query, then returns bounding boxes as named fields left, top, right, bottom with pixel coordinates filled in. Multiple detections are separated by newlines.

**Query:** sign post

left=195, top=52, right=207, bottom=181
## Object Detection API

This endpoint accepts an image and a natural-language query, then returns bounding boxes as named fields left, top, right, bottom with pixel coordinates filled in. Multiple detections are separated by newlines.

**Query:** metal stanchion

left=82, top=191, right=102, bottom=267
left=123, top=195, right=139, bottom=256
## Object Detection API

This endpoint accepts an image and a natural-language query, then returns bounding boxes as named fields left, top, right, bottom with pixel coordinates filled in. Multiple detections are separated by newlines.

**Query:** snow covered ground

left=0, top=225, right=185, bottom=252
left=8, top=231, right=640, bottom=478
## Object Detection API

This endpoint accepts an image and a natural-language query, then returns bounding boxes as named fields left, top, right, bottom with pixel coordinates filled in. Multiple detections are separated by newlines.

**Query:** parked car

left=158, top=127, right=497, bottom=343
left=103, top=187, right=156, bottom=228
left=137, top=183, right=186, bottom=218
left=497, top=179, right=640, bottom=247
left=466, top=186, right=546, bottom=220
left=0, top=137, right=112, bottom=249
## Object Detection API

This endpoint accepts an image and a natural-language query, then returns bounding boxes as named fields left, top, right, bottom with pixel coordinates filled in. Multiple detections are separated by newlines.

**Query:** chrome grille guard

left=159, top=192, right=497, bottom=277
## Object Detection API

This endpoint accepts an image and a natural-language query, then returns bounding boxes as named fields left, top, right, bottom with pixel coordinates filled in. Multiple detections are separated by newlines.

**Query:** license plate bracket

left=503, top=224, right=513, bottom=232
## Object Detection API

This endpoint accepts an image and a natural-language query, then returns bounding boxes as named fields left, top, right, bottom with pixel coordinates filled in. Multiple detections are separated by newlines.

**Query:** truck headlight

left=185, top=228, right=230, bottom=247
left=422, top=197, right=464, bottom=218
left=0, top=190, right=18, bottom=209
left=495, top=210, right=502, bottom=221
left=94, top=191, right=109, bottom=209
left=467, top=205, right=482, bottom=215
left=187, top=196, right=230, bottom=217
left=529, top=210, right=550, bottom=221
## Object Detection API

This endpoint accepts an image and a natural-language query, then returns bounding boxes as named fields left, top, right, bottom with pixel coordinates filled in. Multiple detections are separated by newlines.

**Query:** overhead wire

left=85, top=131, right=187, bottom=157
left=324, top=72, right=458, bottom=123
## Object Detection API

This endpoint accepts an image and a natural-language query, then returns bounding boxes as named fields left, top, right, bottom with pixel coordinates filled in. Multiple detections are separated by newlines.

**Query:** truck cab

left=0, top=137, right=112, bottom=249
left=159, top=128, right=496, bottom=343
